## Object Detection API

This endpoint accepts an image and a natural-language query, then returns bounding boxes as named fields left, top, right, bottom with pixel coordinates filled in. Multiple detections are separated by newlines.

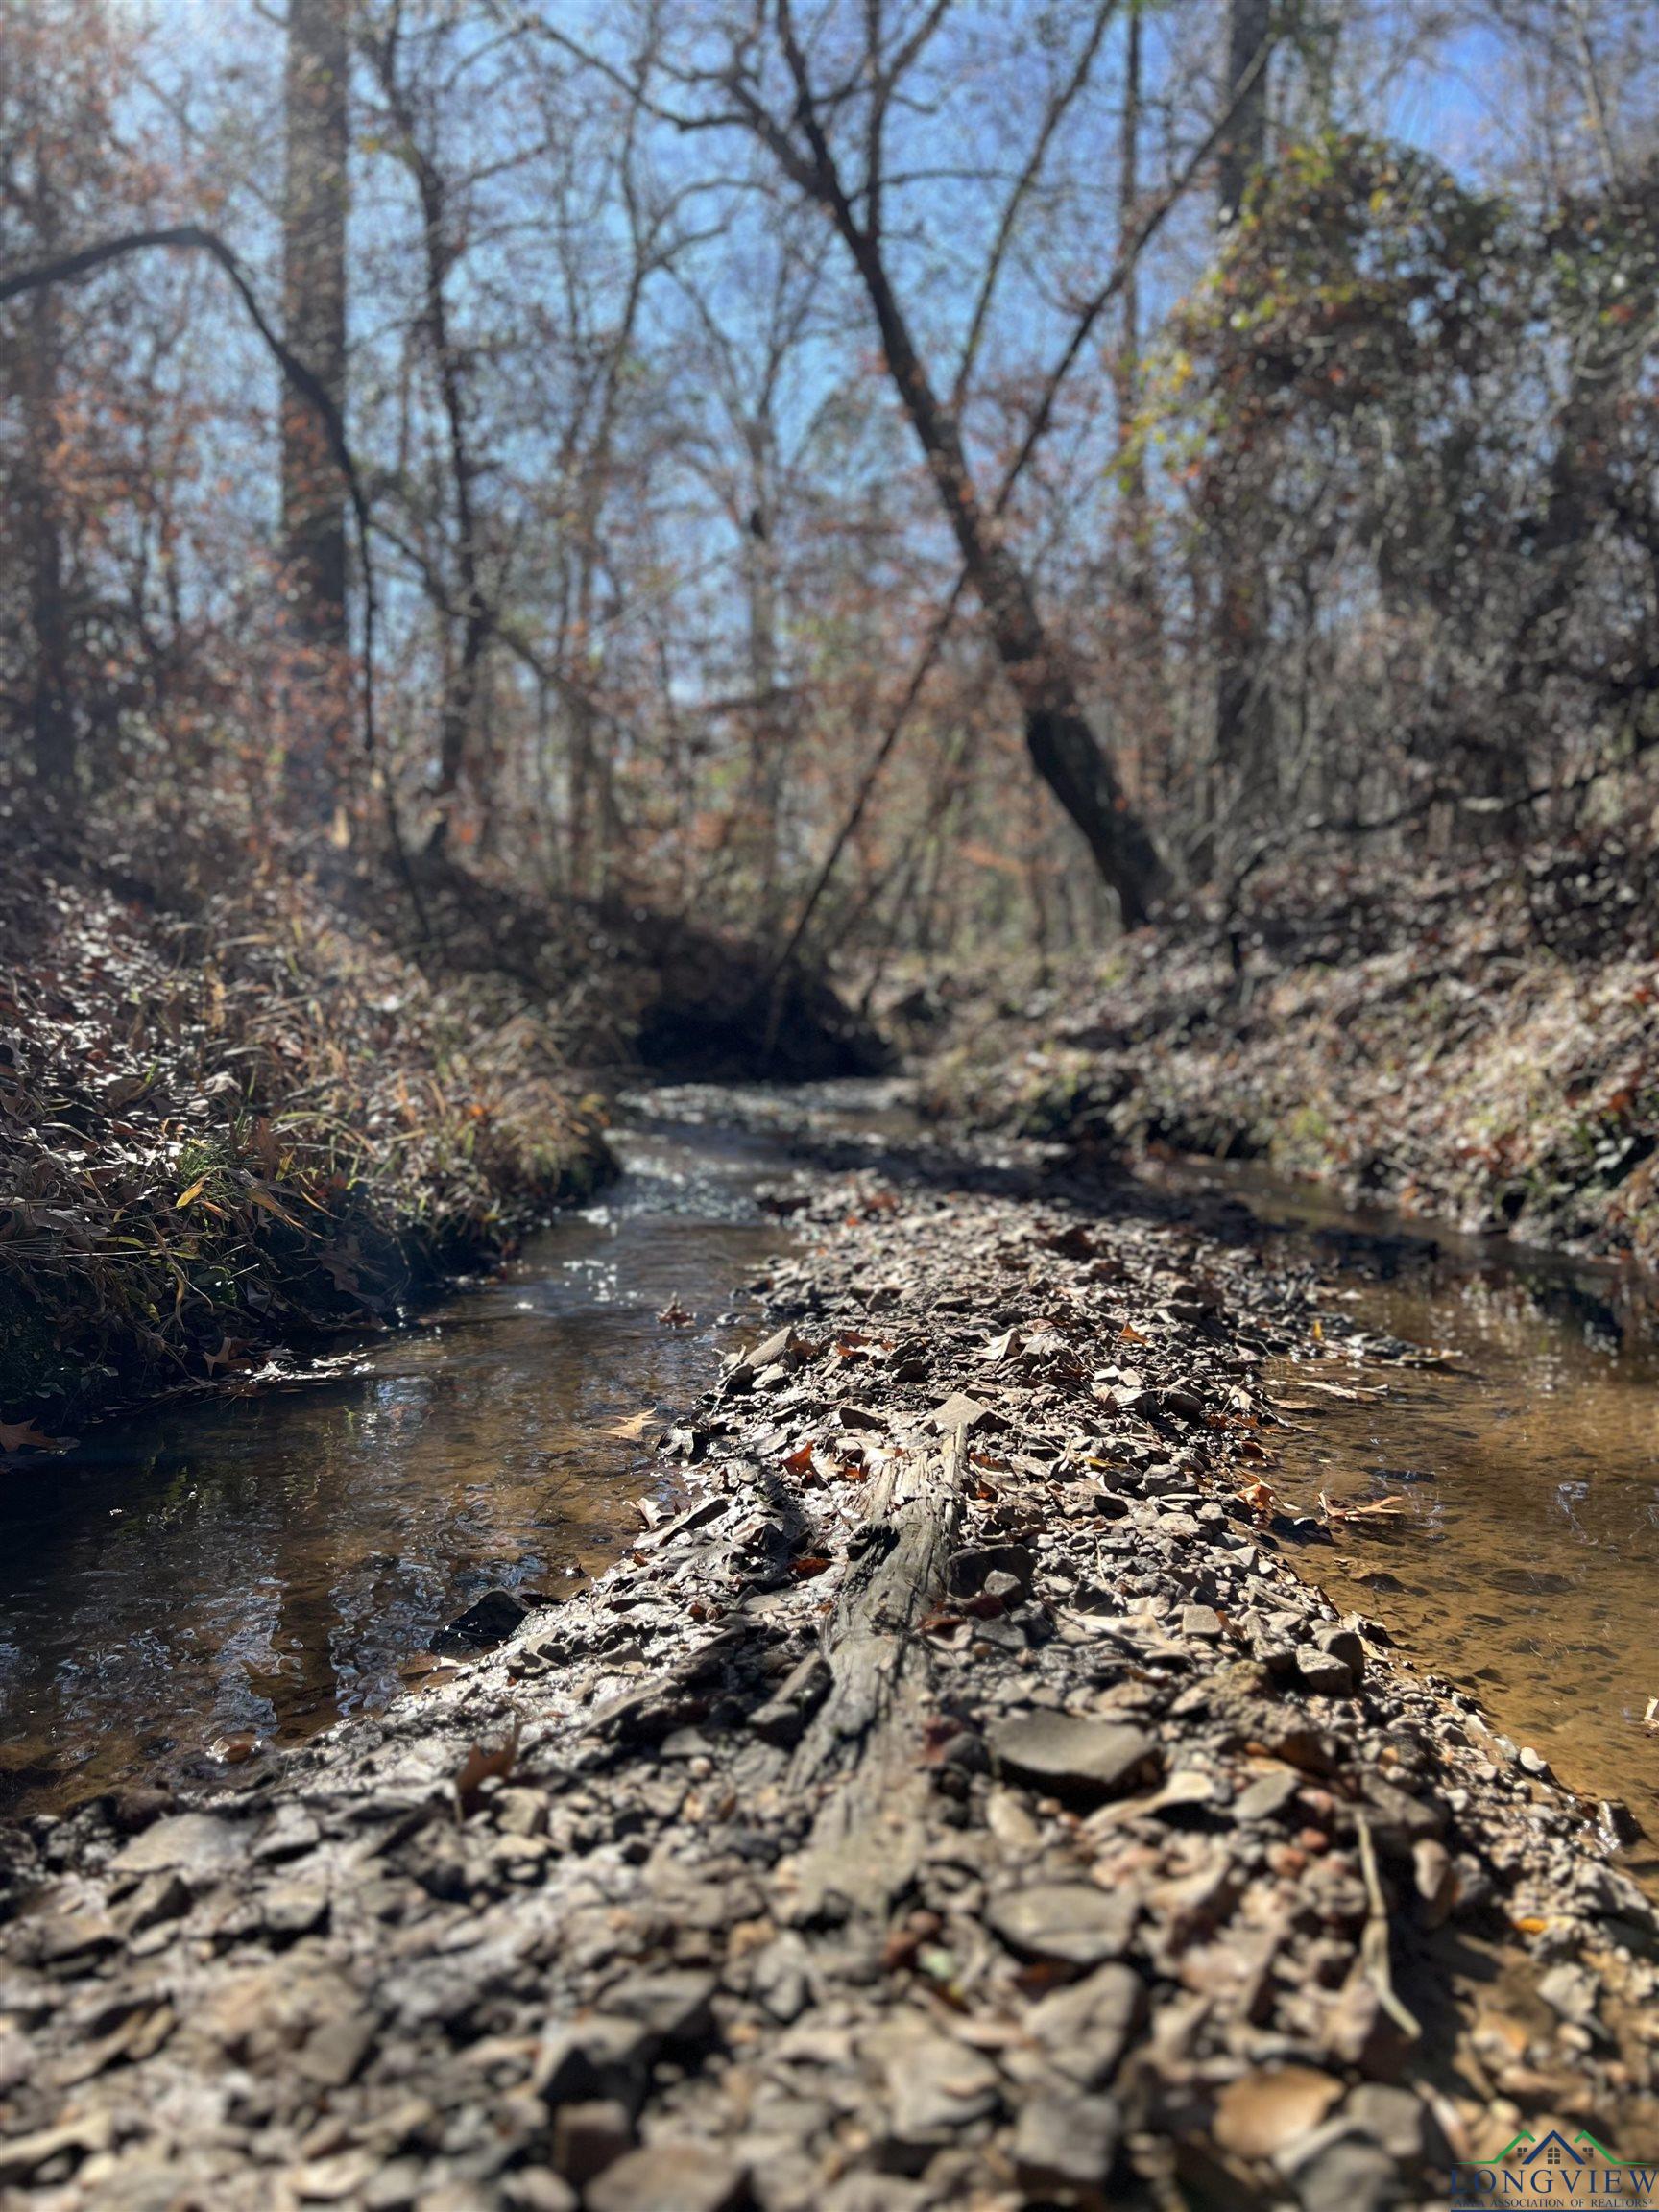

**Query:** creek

left=0, top=1111, right=791, bottom=1816
left=1156, top=1151, right=1659, bottom=1881
left=3, top=1086, right=1655, bottom=1884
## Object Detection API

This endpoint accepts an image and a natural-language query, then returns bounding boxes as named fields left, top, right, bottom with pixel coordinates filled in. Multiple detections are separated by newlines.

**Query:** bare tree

left=613, top=0, right=1176, bottom=925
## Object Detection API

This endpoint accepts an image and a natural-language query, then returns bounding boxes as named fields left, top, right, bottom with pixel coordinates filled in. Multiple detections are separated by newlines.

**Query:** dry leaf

left=454, top=1722, right=519, bottom=1817
left=0, top=1419, right=68, bottom=1454
left=1317, top=1489, right=1407, bottom=1523
left=249, top=1185, right=305, bottom=1231
left=1213, top=2066, right=1344, bottom=2159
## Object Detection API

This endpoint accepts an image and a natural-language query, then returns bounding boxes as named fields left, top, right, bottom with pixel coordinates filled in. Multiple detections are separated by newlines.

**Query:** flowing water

left=1157, top=1156, right=1659, bottom=1876
left=0, top=1115, right=790, bottom=1817
left=3, top=1092, right=1657, bottom=1884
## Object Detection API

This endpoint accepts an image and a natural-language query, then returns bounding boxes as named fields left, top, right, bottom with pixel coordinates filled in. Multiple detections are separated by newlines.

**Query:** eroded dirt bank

left=920, top=863, right=1659, bottom=1271
left=2, top=1149, right=1655, bottom=2210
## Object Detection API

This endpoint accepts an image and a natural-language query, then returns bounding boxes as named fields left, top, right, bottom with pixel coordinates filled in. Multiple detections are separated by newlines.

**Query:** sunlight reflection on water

left=0, top=1115, right=789, bottom=1816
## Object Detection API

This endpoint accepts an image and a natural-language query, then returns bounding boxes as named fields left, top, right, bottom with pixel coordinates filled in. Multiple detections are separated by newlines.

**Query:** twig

left=1356, top=1811, right=1423, bottom=2042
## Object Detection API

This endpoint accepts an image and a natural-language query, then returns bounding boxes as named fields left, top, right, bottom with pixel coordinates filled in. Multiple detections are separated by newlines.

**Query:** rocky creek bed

left=2, top=1135, right=1656, bottom=2211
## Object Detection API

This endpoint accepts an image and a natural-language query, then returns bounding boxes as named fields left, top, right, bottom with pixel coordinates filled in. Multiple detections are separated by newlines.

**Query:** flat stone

left=1340, top=2084, right=1432, bottom=2162
left=1026, top=1963, right=1144, bottom=2086
left=120, top=1870, right=193, bottom=1935
left=111, top=1812, right=247, bottom=1880
left=1153, top=1512, right=1201, bottom=1542
left=534, top=2015, right=655, bottom=2105
left=585, top=2143, right=748, bottom=2212
left=1313, top=1624, right=1365, bottom=1679
left=254, top=1805, right=323, bottom=1863
left=1295, top=1647, right=1357, bottom=1696
left=1235, top=1770, right=1302, bottom=1822
left=987, top=1711, right=1160, bottom=1804
left=949, top=1544, right=1035, bottom=1599
left=260, top=1882, right=330, bottom=1940
left=987, top=1882, right=1139, bottom=1968
left=1179, top=1604, right=1224, bottom=1640
left=1012, top=2088, right=1120, bottom=2198
left=430, top=1588, right=530, bottom=1652
left=551, top=2100, right=636, bottom=2186
left=1536, top=1961, right=1599, bottom=2027
left=751, top=1934, right=811, bottom=2024
left=879, top=2021, right=1002, bottom=2164
left=286, top=2150, right=380, bottom=2200
left=747, top=1326, right=800, bottom=1371
left=501, top=2176, right=579, bottom=2212
left=930, top=1392, right=1002, bottom=1435
left=295, top=2008, right=378, bottom=2088
left=1358, top=1774, right=1443, bottom=1856
left=603, top=1968, right=716, bottom=2047
left=36, top=1908, right=120, bottom=1968
left=1284, top=2130, right=1397, bottom=2212
left=495, top=1787, right=550, bottom=1838
left=836, top=1404, right=885, bottom=1431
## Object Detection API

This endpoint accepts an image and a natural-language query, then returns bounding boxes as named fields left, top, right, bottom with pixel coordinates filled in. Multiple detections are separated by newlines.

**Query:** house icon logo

left=1452, top=2128, right=1657, bottom=2204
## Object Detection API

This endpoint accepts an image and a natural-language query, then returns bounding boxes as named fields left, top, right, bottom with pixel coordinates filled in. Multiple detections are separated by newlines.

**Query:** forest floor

left=919, top=857, right=1659, bottom=1276
left=2, top=1103, right=1655, bottom=2211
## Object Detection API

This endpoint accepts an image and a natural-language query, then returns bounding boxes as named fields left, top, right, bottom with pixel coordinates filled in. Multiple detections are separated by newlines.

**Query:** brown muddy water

left=1156, top=1155, right=1659, bottom=1878
left=0, top=1114, right=792, bottom=1817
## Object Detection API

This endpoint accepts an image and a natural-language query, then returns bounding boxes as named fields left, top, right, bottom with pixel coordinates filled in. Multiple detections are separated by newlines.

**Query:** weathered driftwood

left=785, top=1431, right=966, bottom=1920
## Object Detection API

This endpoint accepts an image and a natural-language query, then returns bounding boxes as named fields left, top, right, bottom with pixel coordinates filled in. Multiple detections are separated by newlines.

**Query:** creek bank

left=0, top=857, right=612, bottom=1438
left=0, top=849, right=878, bottom=1438
left=3, top=1146, right=1655, bottom=2209
left=919, top=862, right=1659, bottom=1271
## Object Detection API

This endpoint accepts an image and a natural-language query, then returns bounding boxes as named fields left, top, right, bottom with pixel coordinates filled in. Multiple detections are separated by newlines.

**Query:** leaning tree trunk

left=281, top=0, right=350, bottom=812
left=835, top=221, right=1167, bottom=925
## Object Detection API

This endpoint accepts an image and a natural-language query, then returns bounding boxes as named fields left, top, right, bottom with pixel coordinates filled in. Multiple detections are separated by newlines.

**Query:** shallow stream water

left=0, top=1115, right=789, bottom=1816
left=1155, top=1155, right=1659, bottom=1873
left=3, top=1091, right=1656, bottom=1878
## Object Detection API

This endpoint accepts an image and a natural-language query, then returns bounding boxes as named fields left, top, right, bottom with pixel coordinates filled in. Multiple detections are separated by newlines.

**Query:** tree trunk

left=1217, top=0, right=1272, bottom=227
left=834, top=214, right=1166, bottom=924
left=21, top=275, right=75, bottom=815
left=1112, top=7, right=1166, bottom=801
left=1214, top=0, right=1273, bottom=795
left=281, top=0, right=350, bottom=745
left=744, top=417, right=788, bottom=920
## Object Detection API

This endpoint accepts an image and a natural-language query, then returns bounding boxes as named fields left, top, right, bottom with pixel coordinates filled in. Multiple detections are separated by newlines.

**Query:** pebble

left=985, top=1711, right=1160, bottom=1803
left=986, top=1882, right=1139, bottom=1967
left=585, top=2144, right=748, bottom=2212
